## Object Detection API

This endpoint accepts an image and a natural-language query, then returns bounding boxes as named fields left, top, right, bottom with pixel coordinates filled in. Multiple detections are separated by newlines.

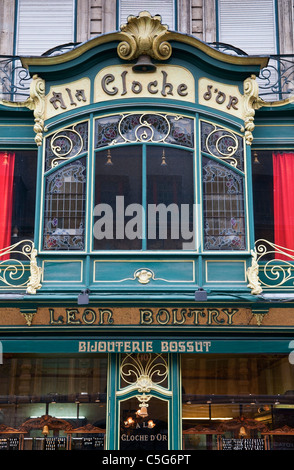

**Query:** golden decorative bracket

left=1, top=74, right=46, bottom=146
left=246, top=248, right=263, bottom=295
left=26, top=246, right=42, bottom=294
left=117, top=11, right=172, bottom=62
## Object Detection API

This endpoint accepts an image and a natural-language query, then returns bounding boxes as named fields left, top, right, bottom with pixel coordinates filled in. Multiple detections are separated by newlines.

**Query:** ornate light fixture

left=105, top=149, right=113, bottom=166
left=161, top=149, right=167, bottom=166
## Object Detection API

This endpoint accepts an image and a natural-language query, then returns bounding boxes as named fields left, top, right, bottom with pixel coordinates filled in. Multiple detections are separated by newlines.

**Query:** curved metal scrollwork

left=255, top=239, right=294, bottom=288
left=120, top=353, right=168, bottom=392
left=95, top=113, right=194, bottom=149
left=201, top=121, right=244, bottom=171
left=0, top=240, right=42, bottom=293
left=45, top=122, right=88, bottom=170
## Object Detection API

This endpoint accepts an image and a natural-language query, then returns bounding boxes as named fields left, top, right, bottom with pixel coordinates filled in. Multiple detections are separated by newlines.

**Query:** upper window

left=15, top=0, right=76, bottom=56
left=42, top=113, right=247, bottom=253
left=217, top=0, right=277, bottom=55
left=252, top=150, right=294, bottom=255
left=119, top=0, right=176, bottom=30
left=0, top=151, right=37, bottom=254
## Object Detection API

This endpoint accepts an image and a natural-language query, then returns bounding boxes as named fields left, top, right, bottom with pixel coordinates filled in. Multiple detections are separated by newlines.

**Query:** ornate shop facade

left=0, top=12, right=294, bottom=451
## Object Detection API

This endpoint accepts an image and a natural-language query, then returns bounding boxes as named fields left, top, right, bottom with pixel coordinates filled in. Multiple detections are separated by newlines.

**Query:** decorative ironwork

left=95, top=113, right=194, bottom=149
left=41, top=42, right=81, bottom=57
left=201, top=121, right=244, bottom=171
left=246, top=248, right=263, bottom=295
left=258, top=55, right=294, bottom=100
left=120, top=353, right=168, bottom=392
left=0, top=56, right=31, bottom=100
left=0, top=240, right=42, bottom=293
left=255, top=239, right=294, bottom=288
left=45, top=121, right=88, bottom=170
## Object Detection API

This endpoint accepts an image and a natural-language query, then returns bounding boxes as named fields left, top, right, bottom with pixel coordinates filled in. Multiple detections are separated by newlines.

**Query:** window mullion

left=142, top=143, right=147, bottom=251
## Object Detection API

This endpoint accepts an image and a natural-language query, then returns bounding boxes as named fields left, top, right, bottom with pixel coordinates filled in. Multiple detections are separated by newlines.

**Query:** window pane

left=95, top=114, right=194, bottom=149
left=43, top=159, right=86, bottom=250
left=120, top=396, right=168, bottom=450
left=94, top=146, right=142, bottom=250
left=182, top=354, right=294, bottom=451
left=252, top=150, right=274, bottom=243
left=203, top=157, right=246, bottom=250
left=201, top=121, right=244, bottom=172
left=16, top=0, right=75, bottom=56
left=0, top=353, right=108, bottom=450
left=0, top=151, right=37, bottom=249
left=45, top=122, right=88, bottom=172
left=218, top=0, right=277, bottom=55
left=147, top=146, right=194, bottom=250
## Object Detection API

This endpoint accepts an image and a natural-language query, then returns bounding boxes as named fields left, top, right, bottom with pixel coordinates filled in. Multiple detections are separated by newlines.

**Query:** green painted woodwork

left=42, top=260, right=83, bottom=283
left=0, top=26, right=293, bottom=298
left=205, top=260, right=246, bottom=283
left=93, top=260, right=195, bottom=284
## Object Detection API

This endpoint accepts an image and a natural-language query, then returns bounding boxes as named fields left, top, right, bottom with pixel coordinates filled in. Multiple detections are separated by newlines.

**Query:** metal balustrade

left=0, top=42, right=293, bottom=103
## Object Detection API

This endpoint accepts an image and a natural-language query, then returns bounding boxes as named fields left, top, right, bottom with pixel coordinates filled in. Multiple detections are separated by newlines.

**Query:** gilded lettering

left=207, top=309, right=225, bottom=325
left=187, top=308, right=206, bottom=324
left=82, top=308, right=96, bottom=325
left=222, top=308, right=238, bottom=325
left=140, top=309, right=153, bottom=325
left=49, top=308, right=64, bottom=325
left=66, top=308, right=81, bottom=325
left=172, top=308, right=186, bottom=325
left=156, top=308, right=170, bottom=325
left=99, top=309, right=114, bottom=324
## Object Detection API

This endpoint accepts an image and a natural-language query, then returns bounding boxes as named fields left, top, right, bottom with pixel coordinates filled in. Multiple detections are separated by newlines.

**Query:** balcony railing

left=0, top=42, right=294, bottom=102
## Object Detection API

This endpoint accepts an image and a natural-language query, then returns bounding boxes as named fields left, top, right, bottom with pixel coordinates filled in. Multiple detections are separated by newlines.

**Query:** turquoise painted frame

left=106, top=353, right=181, bottom=450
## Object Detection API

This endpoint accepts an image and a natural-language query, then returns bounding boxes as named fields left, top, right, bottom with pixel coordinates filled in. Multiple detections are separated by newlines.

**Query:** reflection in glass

left=182, top=354, right=294, bottom=450
left=0, top=354, right=108, bottom=450
left=120, top=397, right=168, bottom=450
left=147, top=146, right=194, bottom=250
left=94, top=145, right=142, bottom=250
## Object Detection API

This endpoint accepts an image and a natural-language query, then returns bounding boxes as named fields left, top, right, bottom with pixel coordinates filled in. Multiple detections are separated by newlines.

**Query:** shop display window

left=0, top=354, right=107, bottom=450
left=182, top=354, right=294, bottom=451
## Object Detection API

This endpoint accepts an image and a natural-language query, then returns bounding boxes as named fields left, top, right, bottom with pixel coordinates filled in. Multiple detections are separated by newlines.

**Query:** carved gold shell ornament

left=117, top=11, right=172, bottom=61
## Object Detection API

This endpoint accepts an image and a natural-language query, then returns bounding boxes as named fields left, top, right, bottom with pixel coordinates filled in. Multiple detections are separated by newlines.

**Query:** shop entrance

left=114, top=353, right=173, bottom=450
left=0, top=347, right=294, bottom=450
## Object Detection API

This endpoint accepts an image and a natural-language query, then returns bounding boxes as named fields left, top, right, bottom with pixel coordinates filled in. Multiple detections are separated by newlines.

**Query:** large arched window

left=42, top=113, right=246, bottom=253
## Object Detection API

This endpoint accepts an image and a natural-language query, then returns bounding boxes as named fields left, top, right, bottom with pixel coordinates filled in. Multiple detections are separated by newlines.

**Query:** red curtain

left=0, top=152, right=15, bottom=260
left=273, top=152, right=294, bottom=260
